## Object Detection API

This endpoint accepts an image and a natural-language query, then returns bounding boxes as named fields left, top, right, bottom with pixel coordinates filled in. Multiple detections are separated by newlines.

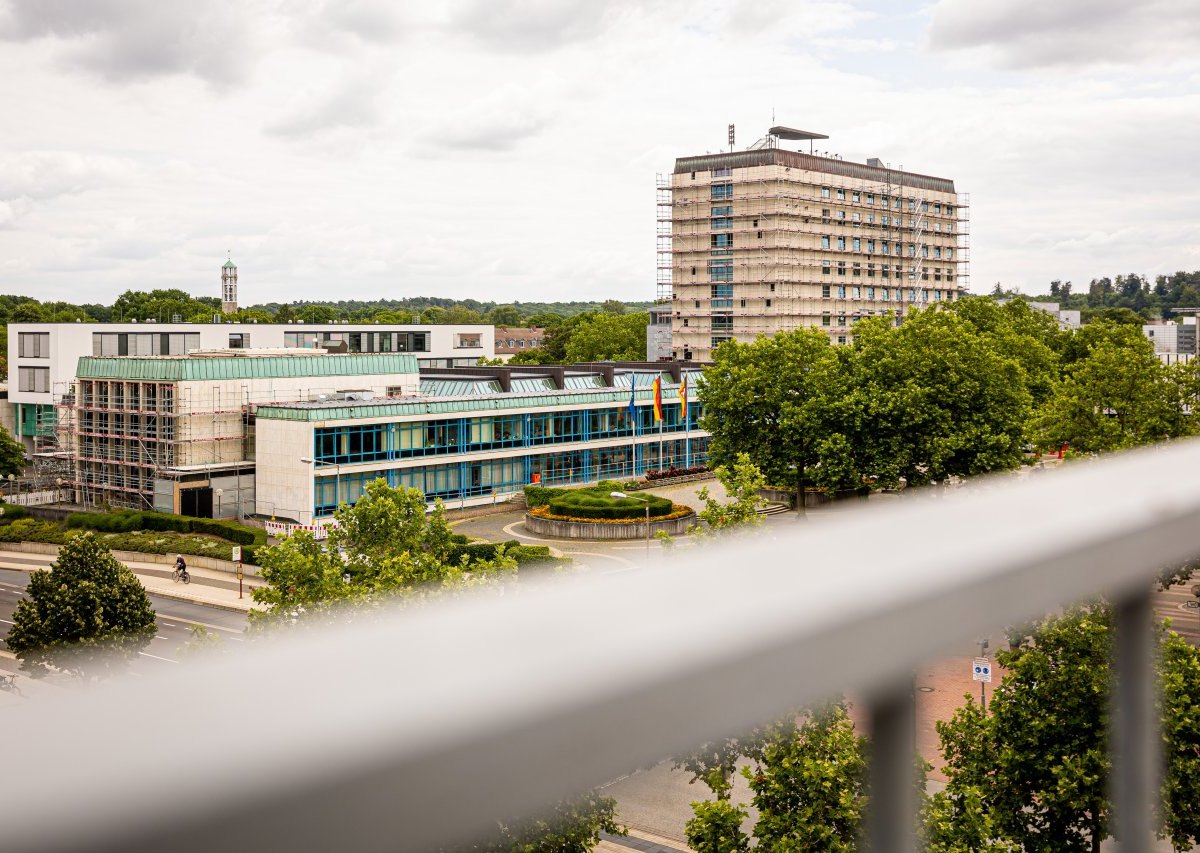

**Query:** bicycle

left=0, top=673, right=22, bottom=696
left=173, top=566, right=191, bottom=585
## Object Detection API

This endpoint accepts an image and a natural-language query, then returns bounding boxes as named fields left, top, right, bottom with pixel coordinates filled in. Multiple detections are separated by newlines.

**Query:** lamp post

left=300, top=457, right=341, bottom=525
left=214, top=488, right=224, bottom=519
left=611, top=491, right=651, bottom=563
left=55, top=478, right=64, bottom=505
left=6, top=473, right=15, bottom=501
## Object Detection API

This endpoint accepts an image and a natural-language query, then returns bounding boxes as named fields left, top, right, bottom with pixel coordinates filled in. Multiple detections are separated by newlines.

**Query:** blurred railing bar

left=4, top=443, right=1200, bottom=852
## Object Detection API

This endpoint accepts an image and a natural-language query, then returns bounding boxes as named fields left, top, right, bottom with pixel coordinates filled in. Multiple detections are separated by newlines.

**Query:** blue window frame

left=708, top=261, right=733, bottom=281
left=710, top=183, right=733, bottom=200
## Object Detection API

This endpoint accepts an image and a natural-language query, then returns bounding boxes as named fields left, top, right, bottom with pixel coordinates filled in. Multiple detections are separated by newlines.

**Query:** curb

left=139, top=586, right=258, bottom=614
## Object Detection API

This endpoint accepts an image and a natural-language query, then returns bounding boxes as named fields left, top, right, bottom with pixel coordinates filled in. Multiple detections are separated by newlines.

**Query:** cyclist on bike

left=175, top=555, right=188, bottom=580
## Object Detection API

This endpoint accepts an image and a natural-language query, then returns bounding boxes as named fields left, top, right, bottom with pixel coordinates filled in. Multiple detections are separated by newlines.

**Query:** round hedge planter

left=524, top=511, right=696, bottom=540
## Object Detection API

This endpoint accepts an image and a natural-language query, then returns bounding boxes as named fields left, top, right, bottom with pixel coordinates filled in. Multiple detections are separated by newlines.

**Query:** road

left=0, top=566, right=248, bottom=676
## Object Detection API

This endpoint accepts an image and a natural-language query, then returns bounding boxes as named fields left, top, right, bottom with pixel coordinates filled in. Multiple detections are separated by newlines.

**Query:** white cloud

left=0, top=0, right=264, bottom=87
left=0, top=1, right=1197, bottom=304
left=928, top=0, right=1200, bottom=69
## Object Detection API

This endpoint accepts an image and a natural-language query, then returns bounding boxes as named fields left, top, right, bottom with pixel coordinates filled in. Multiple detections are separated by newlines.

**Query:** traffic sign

left=231, top=545, right=242, bottom=562
left=972, top=657, right=992, bottom=683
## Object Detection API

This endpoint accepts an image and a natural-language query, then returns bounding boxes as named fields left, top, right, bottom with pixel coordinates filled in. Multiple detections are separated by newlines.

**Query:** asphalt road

left=0, top=566, right=248, bottom=675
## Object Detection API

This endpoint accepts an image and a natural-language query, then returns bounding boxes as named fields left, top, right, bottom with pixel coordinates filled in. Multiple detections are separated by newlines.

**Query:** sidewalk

left=0, top=549, right=263, bottom=614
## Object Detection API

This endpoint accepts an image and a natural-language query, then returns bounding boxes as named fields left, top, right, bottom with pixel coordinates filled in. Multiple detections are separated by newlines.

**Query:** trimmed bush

left=523, top=485, right=567, bottom=509
left=547, top=488, right=674, bottom=521
left=65, top=510, right=265, bottom=548
left=0, top=502, right=30, bottom=522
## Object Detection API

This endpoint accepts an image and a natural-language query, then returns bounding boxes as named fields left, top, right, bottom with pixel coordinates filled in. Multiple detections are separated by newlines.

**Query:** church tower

left=221, top=255, right=238, bottom=315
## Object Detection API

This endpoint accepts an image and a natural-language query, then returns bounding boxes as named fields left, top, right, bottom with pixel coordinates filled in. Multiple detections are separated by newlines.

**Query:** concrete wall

left=524, top=511, right=695, bottom=540
left=253, top=419, right=314, bottom=522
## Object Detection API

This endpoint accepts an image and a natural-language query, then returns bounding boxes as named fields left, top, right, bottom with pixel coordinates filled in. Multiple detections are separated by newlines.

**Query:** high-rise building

left=658, top=127, right=970, bottom=361
left=221, top=257, right=238, bottom=314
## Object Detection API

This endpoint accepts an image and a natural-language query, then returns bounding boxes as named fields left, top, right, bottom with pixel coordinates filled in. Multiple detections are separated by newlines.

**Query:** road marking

left=0, top=618, right=13, bottom=624
left=138, top=651, right=178, bottom=664
left=158, top=615, right=245, bottom=635
left=156, top=635, right=170, bottom=640
left=160, top=622, right=177, bottom=627
left=500, top=521, right=551, bottom=542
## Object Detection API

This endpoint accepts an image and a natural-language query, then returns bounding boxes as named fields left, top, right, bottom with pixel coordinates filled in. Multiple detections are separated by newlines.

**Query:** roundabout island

left=524, top=485, right=695, bottom=541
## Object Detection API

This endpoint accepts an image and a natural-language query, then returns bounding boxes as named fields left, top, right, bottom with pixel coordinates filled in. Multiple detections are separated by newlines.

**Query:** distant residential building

left=492, top=327, right=545, bottom=361
left=647, top=308, right=672, bottom=361
left=660, top=126, right=969, bottom=360
left=1027, top=301, right=1081, bottom=330
left=1143, top=318, right=1198, bottom=355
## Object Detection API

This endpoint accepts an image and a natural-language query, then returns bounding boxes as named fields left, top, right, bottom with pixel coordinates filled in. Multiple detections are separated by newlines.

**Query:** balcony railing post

left=866, top=680, right=916, bottom=853
left=1112, top=588, right=1159, bottom=852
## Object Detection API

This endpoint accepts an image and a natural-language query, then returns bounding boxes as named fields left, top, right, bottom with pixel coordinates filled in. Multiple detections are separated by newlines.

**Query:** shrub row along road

left=0, top=566, right=248, bottom=677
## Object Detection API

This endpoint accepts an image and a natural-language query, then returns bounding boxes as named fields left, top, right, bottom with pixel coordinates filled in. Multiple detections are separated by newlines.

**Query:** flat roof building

left=52, top=352, right=709, bottom=525
left=658, top=127, right=969, bottom=360
left=8, top=321, right=494, bottom=456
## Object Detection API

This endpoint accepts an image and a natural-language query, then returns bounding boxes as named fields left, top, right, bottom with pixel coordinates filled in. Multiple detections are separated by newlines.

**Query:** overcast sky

left=0, top=0, right=1197, bottom=307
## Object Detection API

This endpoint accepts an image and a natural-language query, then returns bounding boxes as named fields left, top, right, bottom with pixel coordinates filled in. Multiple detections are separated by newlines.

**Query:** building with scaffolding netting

left=658, top=126, right=970, bottom=361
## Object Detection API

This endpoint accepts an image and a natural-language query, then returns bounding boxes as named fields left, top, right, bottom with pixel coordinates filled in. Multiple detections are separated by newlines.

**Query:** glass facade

left=310, top=402, right=708, bottom=516
left=313, top=436, right=712, bottom=516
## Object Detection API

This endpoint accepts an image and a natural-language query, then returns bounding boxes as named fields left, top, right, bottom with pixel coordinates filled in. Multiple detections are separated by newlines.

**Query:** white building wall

left=6, top=322, right=491, bottom=407
left=253, top=419, right=314, bottom=522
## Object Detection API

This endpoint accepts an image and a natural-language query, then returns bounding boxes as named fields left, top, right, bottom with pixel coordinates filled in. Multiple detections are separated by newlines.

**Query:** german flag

left=652, top=376, right=663, bottom=422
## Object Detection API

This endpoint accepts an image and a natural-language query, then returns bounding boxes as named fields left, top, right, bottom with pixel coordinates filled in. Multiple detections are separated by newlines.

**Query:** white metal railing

left=5, top=441, right=1200, bottom=852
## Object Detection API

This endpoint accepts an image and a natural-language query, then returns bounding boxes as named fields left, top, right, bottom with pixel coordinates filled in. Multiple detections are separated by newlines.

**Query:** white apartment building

left=8, top=321, right=493, bottom=451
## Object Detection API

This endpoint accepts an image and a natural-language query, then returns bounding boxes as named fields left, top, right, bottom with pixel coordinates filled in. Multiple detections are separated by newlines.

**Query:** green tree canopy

left=932, top=607, right=1200, bottom=851
left=562, top=312, right=649, bottom=362
left=1030, top=335, right=1183, bottom=452
left=0, top=423, right=25, bottom=477
left=849, top=309, right=1032, bottom=488
left=699, top=328, right=843, bottom=501
left=5, top=532, right=157, bottom=678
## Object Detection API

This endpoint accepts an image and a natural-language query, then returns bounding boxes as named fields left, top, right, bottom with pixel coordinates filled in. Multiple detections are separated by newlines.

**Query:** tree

left=297, top=304, right=339, bottom=324
left=1030, top=336, right=1181, bottom=453
left=849, top=309, right=1032, bottom=489
left=699, top=329, right=843, bottom=504
left=691, top=453, right=765, bottom=535
left=250, top=479, right=509, bottom=626
left=486, top=305, right=525, bottom=326
left=933, top=607, right=1200, bottom=851
left=5, top=532, right=157, bottom=678
left=0, top=423, right=25, bottom=477
left=463, top=792, right=624, bottom=852
left=744, top=705, right=867, bottom=851
left=562, top=313, right=648, bottom=362
left=680, top=704, right=867, bottom=852
left=600, top=299, right=627, bottom=315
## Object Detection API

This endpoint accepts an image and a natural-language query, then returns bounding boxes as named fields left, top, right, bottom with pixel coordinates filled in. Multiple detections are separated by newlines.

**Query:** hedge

left=523, top=485, right=567, bottom=509
left=65, top=510, right=265, bottom=548
left=0, top=501, right=30, bottom=522
left=547, top=488, right=674, bottom=521
left=0, top=518, right=260, bottom=565
left=447, top=539, right=568, bottom=568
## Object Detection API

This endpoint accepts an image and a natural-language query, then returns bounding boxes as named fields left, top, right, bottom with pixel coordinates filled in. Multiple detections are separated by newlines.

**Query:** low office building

left=1143, top=319, right=1198, bottom=356
left=8, top=320, right=493, bottom=454
left=58, top=350, right=419, bottom=515
left=253, top=362, right=708, bottom=525
left=54, top=352, right=708, bottom=524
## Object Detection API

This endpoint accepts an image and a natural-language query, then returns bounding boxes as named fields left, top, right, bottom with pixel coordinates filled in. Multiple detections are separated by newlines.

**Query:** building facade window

left=708, top=260, right=733, bottom=282
left=821, top=284, right=831, bottom=298
left=712, top=167, right=732, bottom=177
left=18, top=366, right=50, bottom=393
left=18, top=332, right=50, bottom=359
left=711, top=183, right=733, bottom=200
left=821, top=235, right=831, bottom=249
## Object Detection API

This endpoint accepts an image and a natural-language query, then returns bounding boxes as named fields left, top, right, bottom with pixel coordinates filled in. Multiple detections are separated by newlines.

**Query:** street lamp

left=56, top=478, right=64, bottom=505
left=611, top=491, right=651, bottom=563
left=214, top=488, right=223, bottom=519
left=6, top=473, right=14, bottom=500
left=300, top=457, right=341, bottom=524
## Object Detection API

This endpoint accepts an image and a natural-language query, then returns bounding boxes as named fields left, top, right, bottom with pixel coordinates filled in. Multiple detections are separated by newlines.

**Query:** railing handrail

left=5, top=441, right=1200, bottom=852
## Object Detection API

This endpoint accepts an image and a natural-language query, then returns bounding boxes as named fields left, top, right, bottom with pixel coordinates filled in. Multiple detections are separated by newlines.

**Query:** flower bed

left=528, top=504, right=693, bottom=524
left=644, top=465, right=709, bottom=481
